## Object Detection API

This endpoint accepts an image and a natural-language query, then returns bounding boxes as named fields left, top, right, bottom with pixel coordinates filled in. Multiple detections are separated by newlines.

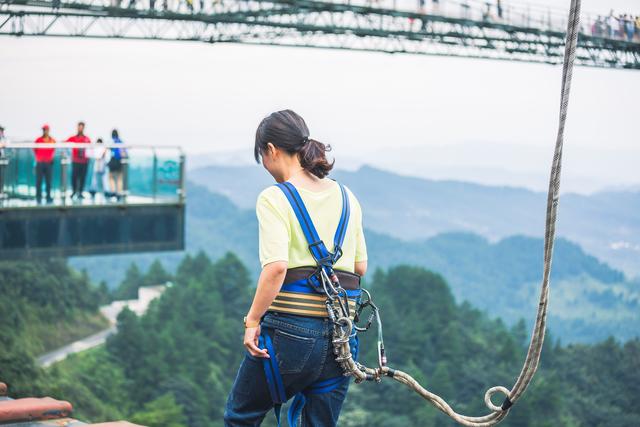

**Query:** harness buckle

left=305, top=268, right=326, bottom=294
left=331, top=246, right=343, bottom=264
left=308, top=240, right=341, bottom=269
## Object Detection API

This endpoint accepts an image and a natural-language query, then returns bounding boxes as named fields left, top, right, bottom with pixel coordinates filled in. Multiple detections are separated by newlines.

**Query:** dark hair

left=112, top=129, right=119, bottom=139
left=97, top=138, right=103, bottom=144
left=78, top=121, right=85, bottom=126
left=254, top=109, right=334, bottom=179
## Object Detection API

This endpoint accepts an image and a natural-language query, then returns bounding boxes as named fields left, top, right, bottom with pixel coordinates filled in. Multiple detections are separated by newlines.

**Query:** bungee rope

left=320, top=0, right=582, bottom=425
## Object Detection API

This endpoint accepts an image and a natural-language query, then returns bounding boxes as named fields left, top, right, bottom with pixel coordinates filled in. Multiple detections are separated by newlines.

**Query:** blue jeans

left=224, top=312, right=356, bottom=426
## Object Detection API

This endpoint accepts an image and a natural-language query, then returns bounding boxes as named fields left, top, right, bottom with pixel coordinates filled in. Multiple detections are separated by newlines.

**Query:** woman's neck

left=276, top=156, right=331, bottom=191
left=285, top=169, right=334, bottom=193
left=278, top=155, right=305, bottom=181
left=284, top=167, right=309, bottom=182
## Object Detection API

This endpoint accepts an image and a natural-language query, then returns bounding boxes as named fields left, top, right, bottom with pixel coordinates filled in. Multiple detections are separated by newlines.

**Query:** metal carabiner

left=320, top=268, right=338, bottom=296
left=354, top=288, right=378, bottom=332
left=321, top=268, right=352, bottom=319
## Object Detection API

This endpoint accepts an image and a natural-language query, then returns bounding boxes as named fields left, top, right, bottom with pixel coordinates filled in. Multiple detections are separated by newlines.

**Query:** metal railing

left=0, top=142, right=185, bottom=207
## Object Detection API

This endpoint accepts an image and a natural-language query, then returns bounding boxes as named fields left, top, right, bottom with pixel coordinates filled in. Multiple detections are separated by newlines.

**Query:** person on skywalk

left=0, top=126, right=7, bottom=163
left=34, top=124, right=56, bottom=204
left=66, top=121, right=91, bottom=200
left=224, top=110, right=368, bottom=427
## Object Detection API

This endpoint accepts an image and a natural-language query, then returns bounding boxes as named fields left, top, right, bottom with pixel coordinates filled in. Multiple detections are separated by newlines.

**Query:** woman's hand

left=244, top=325, right=270, bottom=358
left=242, top=262, right=286, bottom=358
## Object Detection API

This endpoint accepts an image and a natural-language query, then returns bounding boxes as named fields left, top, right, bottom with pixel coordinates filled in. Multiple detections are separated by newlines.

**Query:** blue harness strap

left=258, top=334, right=286, bottom=426
left=259, top=330, right=351, bottom=427
left=285, top=336, right=359, bottom=426
left=259, top=334, right=286, bottom=404
left=286, top=376, right=349, bottom=427
left=333, top=181, right=351, bottom=263
left=259, top=335, right=356, bottom=427
left=280, top=278, right=361, bottom=299
left=276, top=181, right=350, bottom=271
left=259, top=181, right=353, bottom=426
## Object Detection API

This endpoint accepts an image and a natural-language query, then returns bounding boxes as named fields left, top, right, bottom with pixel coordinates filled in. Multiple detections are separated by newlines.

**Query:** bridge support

left=0, top=0, right=638, bottom=69
left=0, top=202, right=185, bottom=258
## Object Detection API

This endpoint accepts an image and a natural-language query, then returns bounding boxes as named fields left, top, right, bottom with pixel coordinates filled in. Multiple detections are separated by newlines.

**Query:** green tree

left=143, top=260, right=173, bottom=287
left=96, top=281, right=112, bottom=305
left=106, top=308, right=153, bottom=404
left=24, top=255, right=640, bottom=427
left=130, top=393, right=187, bottom=427
left=114, top=263, right=143, bottom=300
left=430, top=361, right=455, bottom=401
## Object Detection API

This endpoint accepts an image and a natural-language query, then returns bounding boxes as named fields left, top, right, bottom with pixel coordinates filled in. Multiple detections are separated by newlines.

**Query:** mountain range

left=189, top=164, right=640, bottom=277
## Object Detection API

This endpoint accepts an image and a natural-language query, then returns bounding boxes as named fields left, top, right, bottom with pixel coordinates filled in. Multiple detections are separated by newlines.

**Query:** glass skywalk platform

left=0, top=143, right=185, bottom=258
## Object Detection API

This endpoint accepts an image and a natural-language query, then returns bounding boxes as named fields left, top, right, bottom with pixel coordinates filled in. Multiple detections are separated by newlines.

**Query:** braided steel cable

left=327, top=0, right=582, bottom=425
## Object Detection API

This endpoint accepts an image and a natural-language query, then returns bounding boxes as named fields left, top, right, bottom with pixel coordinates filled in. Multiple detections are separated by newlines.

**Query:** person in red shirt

left=66, top=121, right=91, bottom=199
left=34, top=124, right=56, bottom=204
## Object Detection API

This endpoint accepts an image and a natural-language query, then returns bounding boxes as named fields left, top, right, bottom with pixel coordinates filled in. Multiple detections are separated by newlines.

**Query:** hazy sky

left=1, top=0, right=638, bottom=194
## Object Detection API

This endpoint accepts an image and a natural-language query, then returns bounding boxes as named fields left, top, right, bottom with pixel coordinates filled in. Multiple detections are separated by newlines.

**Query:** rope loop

left=484, top=386, right=511, bottom=412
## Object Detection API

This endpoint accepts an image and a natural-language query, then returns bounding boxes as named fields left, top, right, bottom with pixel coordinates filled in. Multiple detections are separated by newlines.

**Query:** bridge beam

left=1, top=0, right=638, bottom=69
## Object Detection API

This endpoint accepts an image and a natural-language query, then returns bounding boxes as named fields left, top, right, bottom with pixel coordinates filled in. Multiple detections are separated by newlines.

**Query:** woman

left=224, top=110, right=368, bottom=427
left=108, top=129, right=126, bottom=201
left=89, top=138, right=107, bottom=200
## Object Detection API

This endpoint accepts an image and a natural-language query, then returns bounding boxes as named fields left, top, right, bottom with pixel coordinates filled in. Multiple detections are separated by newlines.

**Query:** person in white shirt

left=89, top=138, right=108, bottom=199
left=0, top=125, right=8, bottom=200
left=608, top=11, right=618, bottom=39
left=0, top=125, right=7, bottom=157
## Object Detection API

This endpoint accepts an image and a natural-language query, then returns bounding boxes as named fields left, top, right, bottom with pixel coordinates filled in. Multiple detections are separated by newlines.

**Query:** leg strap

left=287, top=377, right=349, bottom=427
left=258, top=333, right=286, bottom=426
left=259, top=330, right=358, bottom=427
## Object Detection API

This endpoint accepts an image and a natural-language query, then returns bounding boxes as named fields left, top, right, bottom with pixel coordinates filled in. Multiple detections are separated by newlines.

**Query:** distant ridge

left=189, top=164, right=640, bottom=277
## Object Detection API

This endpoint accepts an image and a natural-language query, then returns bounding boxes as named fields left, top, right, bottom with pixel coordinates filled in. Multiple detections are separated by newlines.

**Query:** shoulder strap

left=333, top=182, right=350, bottom=262
left=275, top=181, right=350, bottom=267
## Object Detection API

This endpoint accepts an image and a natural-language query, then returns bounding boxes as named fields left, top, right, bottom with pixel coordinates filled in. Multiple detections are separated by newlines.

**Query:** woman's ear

left=266, top=142, right=277, bottom=158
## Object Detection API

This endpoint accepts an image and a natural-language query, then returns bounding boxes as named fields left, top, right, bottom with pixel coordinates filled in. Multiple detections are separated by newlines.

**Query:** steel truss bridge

left=1, top=0, right=639, bottom=69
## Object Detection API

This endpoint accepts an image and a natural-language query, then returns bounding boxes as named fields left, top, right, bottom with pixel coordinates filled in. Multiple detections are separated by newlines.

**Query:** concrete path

left=36, top=285, right=167, bottom=368
left=36, top=326, right=116, bottom=368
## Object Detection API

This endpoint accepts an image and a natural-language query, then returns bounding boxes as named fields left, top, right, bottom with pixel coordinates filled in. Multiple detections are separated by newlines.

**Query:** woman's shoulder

left=340, top=183, right=363, bottom=215
left=341, top=182, right=355, bottom=196
left=257, top=185, right=282, bottom=200
left=256, top=185, right=287, bottom=208
left=341, top=183, right=360, bottom=202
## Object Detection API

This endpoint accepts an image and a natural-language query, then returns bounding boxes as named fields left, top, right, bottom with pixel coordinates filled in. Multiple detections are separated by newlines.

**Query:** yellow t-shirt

left=257, top=181, right=367, bottom=272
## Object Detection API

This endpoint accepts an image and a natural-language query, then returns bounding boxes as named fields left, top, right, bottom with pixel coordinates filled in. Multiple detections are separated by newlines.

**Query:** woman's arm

left=355, top=260, right=368, bottom=277
left=243, top=260, right=288, bottom=358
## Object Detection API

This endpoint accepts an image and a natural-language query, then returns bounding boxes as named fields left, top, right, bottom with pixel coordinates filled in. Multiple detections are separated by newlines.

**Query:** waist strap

left=268, top=268, right=361, bottom=318
left=284, top=267, right=361, bottom=290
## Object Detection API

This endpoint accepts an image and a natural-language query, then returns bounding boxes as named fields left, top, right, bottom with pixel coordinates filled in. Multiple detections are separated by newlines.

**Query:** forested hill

left=72, top=183, right=640, bottom=343
left=39, top=254, right=640, bottom=427
left=0, top=259, right=109, bottom=395
left=189, top=164, right=640, bottom=277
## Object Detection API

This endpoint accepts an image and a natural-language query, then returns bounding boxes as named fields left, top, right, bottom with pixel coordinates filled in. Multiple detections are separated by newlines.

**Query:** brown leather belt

left=284, top=267, right=361, bottom=290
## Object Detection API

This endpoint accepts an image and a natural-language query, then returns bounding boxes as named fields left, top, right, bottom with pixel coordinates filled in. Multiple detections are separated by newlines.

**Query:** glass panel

left=155, top=148, right=182, bottom=200
left=127, top=147, right=155, bottom=198
left=0, top=144, right=183, bottom=207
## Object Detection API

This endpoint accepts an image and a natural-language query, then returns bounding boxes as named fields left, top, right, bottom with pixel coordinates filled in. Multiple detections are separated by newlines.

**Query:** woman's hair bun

left=254, top=109, right=334, bottom=178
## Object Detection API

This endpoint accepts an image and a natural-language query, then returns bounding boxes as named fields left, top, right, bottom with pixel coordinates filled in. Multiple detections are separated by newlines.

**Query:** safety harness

left=258, top=181, right=360, bottom=426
